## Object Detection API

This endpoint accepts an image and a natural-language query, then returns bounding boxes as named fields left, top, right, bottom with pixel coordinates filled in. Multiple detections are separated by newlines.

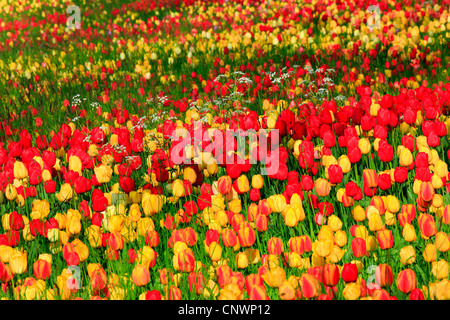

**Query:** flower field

left=1, top=0, right=450, bottom=301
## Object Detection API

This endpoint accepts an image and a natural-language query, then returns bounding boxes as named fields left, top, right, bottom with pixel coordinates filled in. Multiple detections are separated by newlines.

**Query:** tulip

left=236, top=252, right=249, bottom=269
left=342, top=263, right=358, bottom=283
left=322, top=264, right=340, bottom=286
left=237, top=222, right=255, bottom=247
left=299, top=273, right=320, bottom=299
left=262, top=266, right=286, bottom=288
left=399, top=147, right=413, bottom=166
left=363, top=169, right=378, bottom=188
left=402, top=223, right=417, bottom=242
left=376, top=229, right=394, bottom=249
left=278, top=281, right=296, bottom=300
left=351, top=238, right=366, bottom=258
left=56, top=183, right=73, bottom=202
left=14, top=161, right=28, bottom=180
left=108, top=231, right=124, bottom=251
left=217, top=175, right=232, bottom=195
left=423, top=243, right=438, bottom=263
left=33, top=259, right=52, bottom=280
left=267, top=237, right=284, bottom=255
left=208, top=241, right=222, bottom=262
left=432, top=260, right=449, bottom=280
left=314, top=178, right=331, bottom=197
left=418, top=213, right=437, bottom=238
left=132, top=264, right=151, bottom=286
left=435, top=232, right=450, bottom=252
left=327, top=164, right=343, bottom=185
left=251, top=174, right=264, bottom=189
left=400, top=246, right=416, bottom=265
left=396, top=269, right=417, bottom=294
left=343, top=282, right=361, bottom=300
left=9, top=250, right=27, bottom=275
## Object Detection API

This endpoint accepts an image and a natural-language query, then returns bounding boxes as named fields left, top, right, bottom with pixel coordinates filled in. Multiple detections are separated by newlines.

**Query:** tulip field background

left=1, top=0, right=450, bottom=301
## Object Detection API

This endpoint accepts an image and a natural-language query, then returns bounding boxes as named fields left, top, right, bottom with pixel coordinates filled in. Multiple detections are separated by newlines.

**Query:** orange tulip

left=132, top=264, right=151, bottom=286
left=267, top=237, right=284, bottom=255
left=376, top=229, right=394, bottom=249
left=299, top=273, right=320, bottom=299
left=33, top=259, right=52, bottom=280
left=375, top=264, right=394, bottom=288
left=289, top=235, right=312, bottom=256
left=108, top=231, right=124, bottom=251
left=217, top=175, right=232, bottom=195
left=237, top=222, right=256, bottom=247
left=420, top=181, right=434, bottom=202
left=418, top=213, right=437, bottom=238
left=363, top=169, right=378, bottom=187
left=314, top=178, right=331, bottom=197
left=322, top=264, right=340, bottom=286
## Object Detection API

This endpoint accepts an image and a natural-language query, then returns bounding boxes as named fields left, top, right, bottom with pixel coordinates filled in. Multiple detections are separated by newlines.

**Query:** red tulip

left=351, top=238, right=366, bottom=258
left=396, top=269, right=416, bottom=294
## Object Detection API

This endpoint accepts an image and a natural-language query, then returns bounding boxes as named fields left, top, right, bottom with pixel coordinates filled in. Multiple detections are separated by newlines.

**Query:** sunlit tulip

left=33, top=259, right=52, bottom=280
left=400, top=245, right=416, bottom=265
left=132, top=264, right=151, bottom=286
left=402, top=223, right=417, bottom=242
left=9, top=250, right=27, bottom=275
left=376, top=229, right=394, bottom=249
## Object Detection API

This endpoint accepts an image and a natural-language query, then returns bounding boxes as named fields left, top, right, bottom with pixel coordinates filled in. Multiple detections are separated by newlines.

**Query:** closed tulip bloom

left=402, top=223, right=417, bottom=242
left=334, top=230, right=348, bottom=247
left=375, top=264, right=394, bottom=288
left=342, top=263, right=358, bottom=283
left=267, top=237, right=284, bottom=255
left=435, top=232, right=450, bottom=252
left=351, top=205, right=366, bottom=222
left=338, top=155, right=352, bottom=173
left=172, top=179, right=186, bottom=198
left=363, top=169, right=378, bottom=188
left=208, top=242, right=222, bottom=262
left=400, top=245, right=416, bottom=265
left=351, top=238, right=366, bottom=258
left=423, top=243, right=437, bottom=263
left=322, top=264, right=340, bottom=286
left=14, top=161, right=28, bottom=180
left=233, top=175, right=250, bottom=194
left=278, top=280, right=296, bottom=300
left=251, top=174, right=264, bottom=189
left=132, top=264, right=151, bottom=286
left=314, top=178, right=331, bottom=197
left=377, top=229, right=394, bottom=249
left=420, top=181, right=435, bottom=202
left=397, top=269, right=417, bottom=294
left=368, top=212, right=383, bottom=232
left=10, top=250, right=27, bottom=275
left=314, top=239, right=333, bottom=257
left=33, top=259, right=52, bottom=280
left=343, top=282, right=361, bottom=300
left=299, top=273, right=320, bottom=299
left=358, top=138, right=371, bottom=155
left=432, top=260, right=449, bottom=280
left=235, top=252, right=249, bottom=269
left=217, top=175, right=232, bottom=195
left=221, top=228, right=238, bottom=248
left=399, top=147, right=413, bottom=167
left=237, top=222, right=256, bottom=247
left=108, top=231, right=124, bottom=251
left=418, top=213, right=437, bottom=238
left=262, top=266, right=286, bottom=288
left=328, top=164, right=343, bottom=185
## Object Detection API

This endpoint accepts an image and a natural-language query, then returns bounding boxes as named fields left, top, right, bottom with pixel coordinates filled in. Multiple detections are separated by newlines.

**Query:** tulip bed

left=1, top=0, right=450, bottom=301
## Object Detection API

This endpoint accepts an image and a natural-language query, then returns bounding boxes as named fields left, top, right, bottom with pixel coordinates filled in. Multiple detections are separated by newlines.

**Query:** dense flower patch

left=0, top=0, right=450, bottom=300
